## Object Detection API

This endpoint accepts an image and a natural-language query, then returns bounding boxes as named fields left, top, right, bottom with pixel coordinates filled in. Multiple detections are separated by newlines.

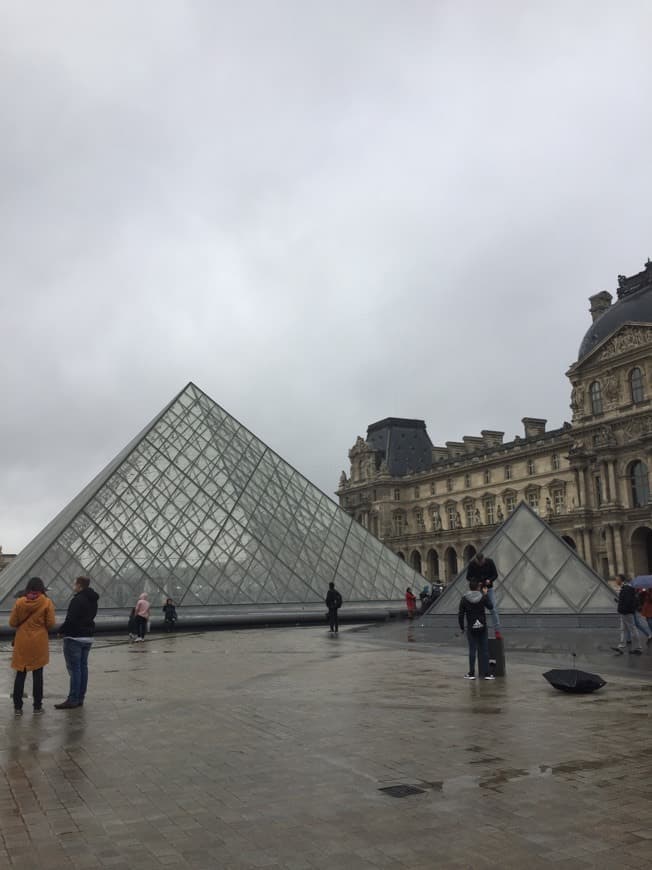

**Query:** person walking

left=640, top=588, right=652, bottom=638
left=54, top=576, right=99, bottom=710
left=405, top=587, right=417, bottom=619
left=162, top=598, right=177, bottom=632
left=325, top=582, right=342, bottom=633
left=134, top=592, right=150, bottom=641
left=458, top=579, right=495, bottom=680
left=9, top=577, right=56, bottom=716
left=466, top=552, right=501, bottom=639
left=611, top=574, right=643, bottom=655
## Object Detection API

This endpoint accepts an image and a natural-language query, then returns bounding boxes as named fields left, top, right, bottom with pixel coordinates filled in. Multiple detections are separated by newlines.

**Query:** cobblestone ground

left=1, top=624, right=651, bottom=870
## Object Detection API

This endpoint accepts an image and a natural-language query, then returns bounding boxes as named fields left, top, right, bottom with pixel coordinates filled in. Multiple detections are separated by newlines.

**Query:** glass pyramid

left=0, top=383, right=421, bottom=611
left=430, top=501, right=615, bottom=615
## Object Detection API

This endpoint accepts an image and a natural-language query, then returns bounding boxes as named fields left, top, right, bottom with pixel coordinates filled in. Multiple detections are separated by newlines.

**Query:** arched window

left=590, top=381, right=603, bottom=415
left=630, top=461, right=650, bottom=508
left=630, top=367, right=644, bottom=404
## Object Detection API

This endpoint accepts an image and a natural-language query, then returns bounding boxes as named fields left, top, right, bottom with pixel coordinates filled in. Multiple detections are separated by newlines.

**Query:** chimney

left=463, top=436, right=484, bottom=453
left=589, top=291, right=612, bottom=322
left=481, top=430, right=504, bottom=448
left=522, top=417, right=547, bottom=439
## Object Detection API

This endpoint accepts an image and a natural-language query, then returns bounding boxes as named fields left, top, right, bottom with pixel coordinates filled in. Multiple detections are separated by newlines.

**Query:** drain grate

left=379, top=784, right=425, bottom=798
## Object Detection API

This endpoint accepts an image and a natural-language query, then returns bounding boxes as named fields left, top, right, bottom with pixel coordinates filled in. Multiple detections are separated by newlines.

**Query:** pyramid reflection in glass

left=430, top=502, right=615, bottom=615
left=0, top=383, right=419, bottom=610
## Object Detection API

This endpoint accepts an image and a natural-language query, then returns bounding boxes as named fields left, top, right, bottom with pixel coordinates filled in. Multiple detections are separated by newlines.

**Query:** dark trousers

left=328, top=607, right=339, bottom=632
left=467, top=629, right=489, bottom=677
left=135, top=615, right=147, bottom=639
left=13, top=668, right=43, bottom=710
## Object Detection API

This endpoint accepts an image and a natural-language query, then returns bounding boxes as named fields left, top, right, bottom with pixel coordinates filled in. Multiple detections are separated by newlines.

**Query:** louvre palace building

left=337, top=260, right=652, bottom=585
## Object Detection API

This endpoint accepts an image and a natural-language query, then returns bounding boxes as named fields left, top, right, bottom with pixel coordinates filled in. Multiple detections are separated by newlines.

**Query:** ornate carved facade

left=338, top=261, right=652, bottom=582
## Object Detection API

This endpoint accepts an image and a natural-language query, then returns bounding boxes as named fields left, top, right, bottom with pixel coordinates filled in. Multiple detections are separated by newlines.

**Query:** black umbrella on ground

left=542, top=654, right=606, bottom=694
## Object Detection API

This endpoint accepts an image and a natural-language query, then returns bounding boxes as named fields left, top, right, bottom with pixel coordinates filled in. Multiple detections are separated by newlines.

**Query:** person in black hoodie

left=458, top=579, right=495, bottom=680
left=55, top=576, right=99, bottom=709
left=325, top=582, right=343, bottom=633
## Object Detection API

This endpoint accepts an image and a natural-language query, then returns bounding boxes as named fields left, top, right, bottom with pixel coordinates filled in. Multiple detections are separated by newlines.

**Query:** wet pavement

left=1, top=621, right=651, bottom=869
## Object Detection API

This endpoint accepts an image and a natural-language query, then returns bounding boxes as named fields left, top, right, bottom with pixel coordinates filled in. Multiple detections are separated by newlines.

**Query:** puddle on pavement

left=408, top=755, right=619, bottom=797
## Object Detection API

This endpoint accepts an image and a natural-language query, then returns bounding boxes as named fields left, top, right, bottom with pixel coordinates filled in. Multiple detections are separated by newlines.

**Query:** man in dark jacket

left=458, top=579, right=495, bottom=680
left=466, top=552, right=501, bottom=639
left=55, top=576, right=99, bottom=709
left=325, top=582, right=343, bottom=633
left=611, top=574, right=643, bottom=654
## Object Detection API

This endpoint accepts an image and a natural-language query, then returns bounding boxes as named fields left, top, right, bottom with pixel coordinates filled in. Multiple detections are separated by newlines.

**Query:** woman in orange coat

left=9, top=577, right=56, bottom=716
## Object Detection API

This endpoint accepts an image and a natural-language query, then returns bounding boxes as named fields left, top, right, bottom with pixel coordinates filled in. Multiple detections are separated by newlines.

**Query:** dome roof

left=578, top=263, right=652, bottom=361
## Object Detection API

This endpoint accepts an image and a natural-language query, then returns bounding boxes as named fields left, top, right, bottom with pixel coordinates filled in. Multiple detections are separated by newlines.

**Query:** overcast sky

left=1, top=1, right=651, bottom=552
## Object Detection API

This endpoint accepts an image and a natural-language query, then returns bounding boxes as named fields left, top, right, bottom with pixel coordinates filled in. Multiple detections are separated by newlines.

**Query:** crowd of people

left=7, top=578, right=178, bottom=716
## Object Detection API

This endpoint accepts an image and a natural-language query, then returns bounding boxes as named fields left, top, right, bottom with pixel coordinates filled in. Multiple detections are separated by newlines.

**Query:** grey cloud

left=1, top=1, right=652, bottom=550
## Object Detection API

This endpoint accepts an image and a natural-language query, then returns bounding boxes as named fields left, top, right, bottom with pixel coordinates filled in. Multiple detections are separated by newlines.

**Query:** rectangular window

left=415, top=509, right=424, bottom=527
left=595, top=476, right=602, bottom=507
left=484, top=469, right=491, bottom=484
left=505, top=494, right=517, bottom=514
left=485, top=500, right=495, bottom=524
left=527, top=491, right=539, bottom=513
left=464, top=473, right=471, bottom=488
left=430, top=482, right=436, bottom=495
left=527, top=460, right=536, bottom=475
left=504, top=465, right=512, bottom=481
left=393, top=488, right=400, bottom=501
left=554, top=490, right=565, bottom=514
left=465, top=505, right=474, bottom=527
left=414, top=485, right=420, bottom=499
left=446, top=478, right=453, bottom=492
left=447, top=506, right=456, bottom=529
left=551, top=453, right=560, bottom=471
left=393, top=514, right=404, bottom=535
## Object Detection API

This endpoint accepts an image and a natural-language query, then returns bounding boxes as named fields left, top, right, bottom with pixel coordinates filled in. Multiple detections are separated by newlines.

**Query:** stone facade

left=338, top=262, right=652, bottom=583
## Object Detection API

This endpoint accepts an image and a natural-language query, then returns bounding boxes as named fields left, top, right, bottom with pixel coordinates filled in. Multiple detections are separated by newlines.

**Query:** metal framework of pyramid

left=0, top=383, right=420, bottom=611
left=429, top=502, right=615, bottom=616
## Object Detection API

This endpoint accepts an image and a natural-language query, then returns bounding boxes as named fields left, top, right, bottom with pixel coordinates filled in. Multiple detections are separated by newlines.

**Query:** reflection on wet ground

left=1, top=622, right=651, bottom=869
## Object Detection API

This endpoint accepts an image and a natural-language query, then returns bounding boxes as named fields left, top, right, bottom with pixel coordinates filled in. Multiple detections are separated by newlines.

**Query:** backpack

left=334, top=592, right=342, bottom=609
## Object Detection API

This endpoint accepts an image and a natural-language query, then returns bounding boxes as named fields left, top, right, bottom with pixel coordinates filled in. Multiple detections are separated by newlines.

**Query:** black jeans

left=135, top=615, right=148, bottom=639
left=13, top=668, right=43, bottom=710
left=328, top=607, right=339, bottom=632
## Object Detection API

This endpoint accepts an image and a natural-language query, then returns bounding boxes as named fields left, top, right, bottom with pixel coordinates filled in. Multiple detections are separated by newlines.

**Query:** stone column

left=605, top=525, right=616, bottom=576
left=607, top=461, right=619, bottom=506
left=602, top=462, right=612, bottom=503
left=613, top=524, right=625, bottom=575
left=582, top=528, right=594, bottom=568
left=576, top=466, right=588, bottom=508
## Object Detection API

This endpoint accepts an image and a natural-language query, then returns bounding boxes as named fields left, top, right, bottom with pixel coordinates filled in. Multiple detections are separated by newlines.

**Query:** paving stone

left=2, top=625, right=651, bottom=868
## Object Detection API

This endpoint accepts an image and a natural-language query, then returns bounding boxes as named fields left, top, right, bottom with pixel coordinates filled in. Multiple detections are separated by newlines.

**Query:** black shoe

left=54, top=700, right=80, bottom=709
left=629, top=649, right=643, bottom=655
left=611, top=647, right=624, bottom=654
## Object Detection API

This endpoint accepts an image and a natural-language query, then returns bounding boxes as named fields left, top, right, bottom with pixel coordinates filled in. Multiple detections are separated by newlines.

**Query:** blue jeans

left=467, top=629, right=489, bottom=677
left=63, top=639, right=92, bottom=704
left=634, top=612, right=651, bottom=638
left=486, top=587, right=500, bottom=631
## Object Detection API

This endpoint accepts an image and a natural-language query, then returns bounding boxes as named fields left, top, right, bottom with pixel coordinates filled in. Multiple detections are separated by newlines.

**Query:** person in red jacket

left=405, top=587, right=417, bottom=618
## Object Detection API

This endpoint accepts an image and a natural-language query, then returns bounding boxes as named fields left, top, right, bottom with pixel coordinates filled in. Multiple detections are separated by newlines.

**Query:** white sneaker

left=484, top=675, right=496, bottom=681
left=464, top=673, right=476, bottom=680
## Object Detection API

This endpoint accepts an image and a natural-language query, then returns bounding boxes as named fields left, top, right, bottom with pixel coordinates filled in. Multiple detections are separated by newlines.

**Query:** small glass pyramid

left=430, top=501, right=614, bottom=615
left=0, top=383, right=420, bottom=610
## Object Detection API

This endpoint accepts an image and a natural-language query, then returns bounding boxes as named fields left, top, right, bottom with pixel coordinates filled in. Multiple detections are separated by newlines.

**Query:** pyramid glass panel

left=429, top=502, right=614, bottom=617
left=0, top=383, right=421, bottom=611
